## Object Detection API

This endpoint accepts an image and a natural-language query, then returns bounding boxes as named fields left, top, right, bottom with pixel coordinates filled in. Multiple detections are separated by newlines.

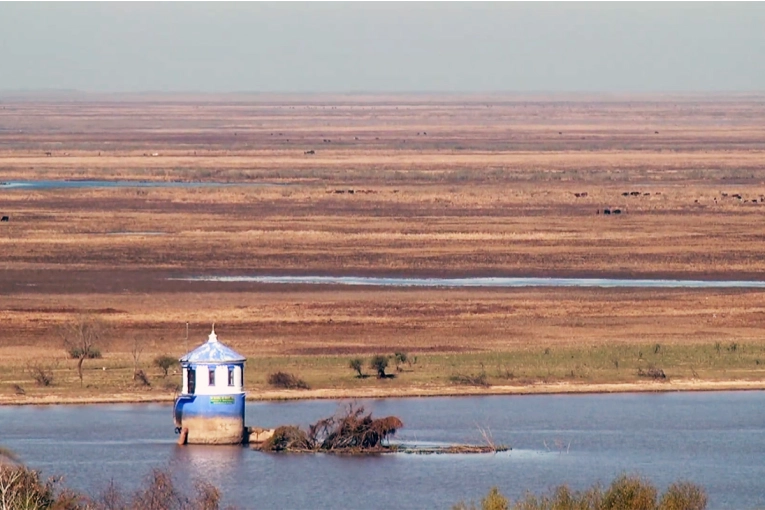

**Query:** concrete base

left=181, top=416, right=245, bottom=445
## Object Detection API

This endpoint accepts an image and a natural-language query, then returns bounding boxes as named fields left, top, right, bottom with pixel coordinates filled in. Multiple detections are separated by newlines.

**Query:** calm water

left=175, top=275, right=765, bottom=289
left=0, top=180, right=279, bottom=190
left=2, top=393, right=765, bottom=509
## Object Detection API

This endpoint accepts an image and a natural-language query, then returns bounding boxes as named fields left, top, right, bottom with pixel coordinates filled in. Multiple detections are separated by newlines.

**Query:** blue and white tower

left=173, top=325, right=246, bottom=444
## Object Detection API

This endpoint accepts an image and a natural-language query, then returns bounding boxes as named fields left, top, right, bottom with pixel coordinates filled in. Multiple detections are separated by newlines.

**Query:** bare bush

left=26, top=362, right=57, bottom=387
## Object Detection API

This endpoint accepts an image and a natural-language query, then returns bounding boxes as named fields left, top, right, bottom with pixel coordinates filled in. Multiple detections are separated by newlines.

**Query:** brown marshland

left=2, top=93, right=765, bottom=404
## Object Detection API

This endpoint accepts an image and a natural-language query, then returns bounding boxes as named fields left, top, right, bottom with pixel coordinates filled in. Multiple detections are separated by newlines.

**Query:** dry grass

left=2, top=95, right=765, bottom=403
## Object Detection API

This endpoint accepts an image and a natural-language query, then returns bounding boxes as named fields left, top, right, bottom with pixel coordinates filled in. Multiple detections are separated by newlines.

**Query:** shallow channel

left=174, top=275, right=765, bottom=289
left=0, top=180, right=280, bottom=190
left=1, top=392, right=764, bottom=509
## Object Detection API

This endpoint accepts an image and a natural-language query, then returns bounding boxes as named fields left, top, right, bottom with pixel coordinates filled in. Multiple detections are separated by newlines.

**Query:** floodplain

left=2, top=93, right=765, bottom=403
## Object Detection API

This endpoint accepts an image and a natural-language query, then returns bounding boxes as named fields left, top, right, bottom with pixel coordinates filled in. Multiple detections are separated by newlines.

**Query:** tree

left=349, top=358, right=364, bottom=378
left=153, top=355, right=177, bottom=378
left=370, top=355, right=389, bottom=379
left=59, top=315, right=107, bottom=386
left=131, top=334, right=144, bottom=381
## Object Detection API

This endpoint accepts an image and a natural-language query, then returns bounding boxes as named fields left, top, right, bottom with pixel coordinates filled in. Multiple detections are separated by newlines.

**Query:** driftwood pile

left=258, top=404, right=402, bottom=453
left=254, top=403, right=510, bottom=455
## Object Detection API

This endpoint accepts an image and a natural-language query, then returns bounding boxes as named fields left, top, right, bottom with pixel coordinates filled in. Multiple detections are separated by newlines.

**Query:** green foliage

left=267, top=371, right=310, bottom=390
left=370, top=355, right=389, bottom=378
left=349, top=358, right=364, bottom=377
left=153, top=355, right=178, bottom=377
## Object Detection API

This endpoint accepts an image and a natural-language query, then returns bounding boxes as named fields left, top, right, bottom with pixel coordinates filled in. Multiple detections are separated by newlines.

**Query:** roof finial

left=208, top=323, right=218, bottom=343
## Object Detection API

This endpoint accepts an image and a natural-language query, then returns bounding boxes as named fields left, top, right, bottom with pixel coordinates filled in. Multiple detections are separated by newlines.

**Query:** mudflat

left=2, top=93, right=765, bottom=404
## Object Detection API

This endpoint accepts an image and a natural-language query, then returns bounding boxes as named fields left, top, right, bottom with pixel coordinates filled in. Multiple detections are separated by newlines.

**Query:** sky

left=1, top=2, right=764, bottom=93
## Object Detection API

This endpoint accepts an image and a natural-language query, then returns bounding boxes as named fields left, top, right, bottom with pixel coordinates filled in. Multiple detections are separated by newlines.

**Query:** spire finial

left=208, top=323, right=218, bottom=343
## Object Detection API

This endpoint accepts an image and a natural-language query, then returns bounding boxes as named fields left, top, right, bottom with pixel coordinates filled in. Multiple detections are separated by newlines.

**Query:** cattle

left=1, top=216, right=8, bottom=222
left=630, top=191, right=640, bottom=196
left=733, top=194, right=742, bottom=199
left=654, top=131, right=659, bottom=134
left=603, top=209, right=611, bottom=215
left=622, top=192, right=629, bottom=197
left=643, top=193, right=650, bottom=196
left=613, top=209, right=622, bottom=214
left=721, top=193, right=728, bottom=197
left=334, top=190, right=345, bottom=194
left=45, top=151, right=52, bottom=157
left=304, top=150, right=315, bottom=155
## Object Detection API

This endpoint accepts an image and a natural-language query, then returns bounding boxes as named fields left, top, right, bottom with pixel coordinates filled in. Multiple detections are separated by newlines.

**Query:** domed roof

left=180, top=325, right=246, bottom=363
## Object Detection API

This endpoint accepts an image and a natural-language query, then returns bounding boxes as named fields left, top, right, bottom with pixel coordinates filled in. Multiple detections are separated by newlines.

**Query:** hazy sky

left=1, top=2, right=764, bottom=93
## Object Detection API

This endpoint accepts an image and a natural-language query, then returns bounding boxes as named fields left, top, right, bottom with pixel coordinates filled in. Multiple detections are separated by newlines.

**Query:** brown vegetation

left=2, top=95, right=765, bottom=402
left=259, top=404, right=402, bottom=453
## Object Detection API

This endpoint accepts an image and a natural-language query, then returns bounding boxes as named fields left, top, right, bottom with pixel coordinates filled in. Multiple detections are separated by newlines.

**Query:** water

left=0, top=180, right=280, bottom=190
left=174, top=275, right=765, bottom=289
left=2, top=392, right=765, bottom=509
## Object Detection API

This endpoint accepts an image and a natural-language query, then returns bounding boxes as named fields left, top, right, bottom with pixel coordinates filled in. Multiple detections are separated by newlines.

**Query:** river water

left=175, top=275, right=765, bottom=289
left=1, top=392, right=764, bottom=509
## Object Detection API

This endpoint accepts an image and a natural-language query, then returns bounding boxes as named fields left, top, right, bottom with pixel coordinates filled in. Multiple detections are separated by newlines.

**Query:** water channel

left=0, top=180, right=280, bottom=190
left=2, top=392, right=764, bottom=509
left=175, top=275, right=765, bottom=289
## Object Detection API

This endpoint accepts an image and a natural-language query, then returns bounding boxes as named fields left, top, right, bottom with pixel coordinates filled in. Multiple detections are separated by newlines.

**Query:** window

left=228, top=366, right=235, bottom=387
left=208, top=366, right=216, bottom=386
left=187, top=368, right=196, bottom=394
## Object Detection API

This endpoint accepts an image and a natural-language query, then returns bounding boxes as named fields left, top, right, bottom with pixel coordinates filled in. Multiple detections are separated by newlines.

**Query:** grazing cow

left=334, top=190, right=345, bottom=194
left=721, top=193, right=728, bottom=197
left=643, top=193, right=650, bottom=196
left=613, top=209, right=621, bottom=214
left=603, top=209, right=611, bottom=215
left=581, top=192, right=588, bottom=197
left=630, top=191, right=640, bottom=196
left=1, top=216, right=8, bottom=222
left=654, top=131, right=659, bottom=134
left=733, top=194, right=742, bottom=199
left=622, top=192, right=629, bottom=197
left=45, top=151, right=52, bottom=157
left=574, top=193, right=581, bottom=198
left=304, top=150, right=315, bottom=155
left=348, top=190, right=355, bottom=194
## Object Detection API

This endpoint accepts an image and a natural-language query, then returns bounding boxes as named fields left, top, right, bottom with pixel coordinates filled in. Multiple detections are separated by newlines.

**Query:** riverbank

left=3, top=378, right=765, bottom=406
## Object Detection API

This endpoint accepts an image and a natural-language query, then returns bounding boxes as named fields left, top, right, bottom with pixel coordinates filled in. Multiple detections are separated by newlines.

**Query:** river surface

left=0, top=180, right=279, bottom=190
left=2, top=392, right=764, bottom=509
left=175, top=275, right=765, bottom=289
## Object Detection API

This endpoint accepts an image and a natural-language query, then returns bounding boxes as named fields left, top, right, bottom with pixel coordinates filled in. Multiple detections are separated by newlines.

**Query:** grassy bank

left=3, top=342, right=764, bottom=405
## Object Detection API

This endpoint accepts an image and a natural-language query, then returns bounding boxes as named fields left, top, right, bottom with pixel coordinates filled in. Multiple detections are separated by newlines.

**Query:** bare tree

left=59, top=315, right=107, bottom=386
left=131, top=334, right=144, bottom=380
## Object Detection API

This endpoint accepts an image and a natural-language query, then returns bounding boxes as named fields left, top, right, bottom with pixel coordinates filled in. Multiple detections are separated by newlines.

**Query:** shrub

left=394, top=352, right=408, bottom=371
left=450, top=373, right=490, bottom=387
left=659, top=481, right=707, bottom=510
left=153, top=355, right=178, bottom=377
left=134, top=369, right=151, bottom=387
left=349, top=358, right=364, bottom=378
left=27, top=363, right=55, bottom=387
left=267, top=371, right=310, bottom=390
left=370, top=355, right=389, bottom=378
left=455, top=475, right=707, bottom=510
